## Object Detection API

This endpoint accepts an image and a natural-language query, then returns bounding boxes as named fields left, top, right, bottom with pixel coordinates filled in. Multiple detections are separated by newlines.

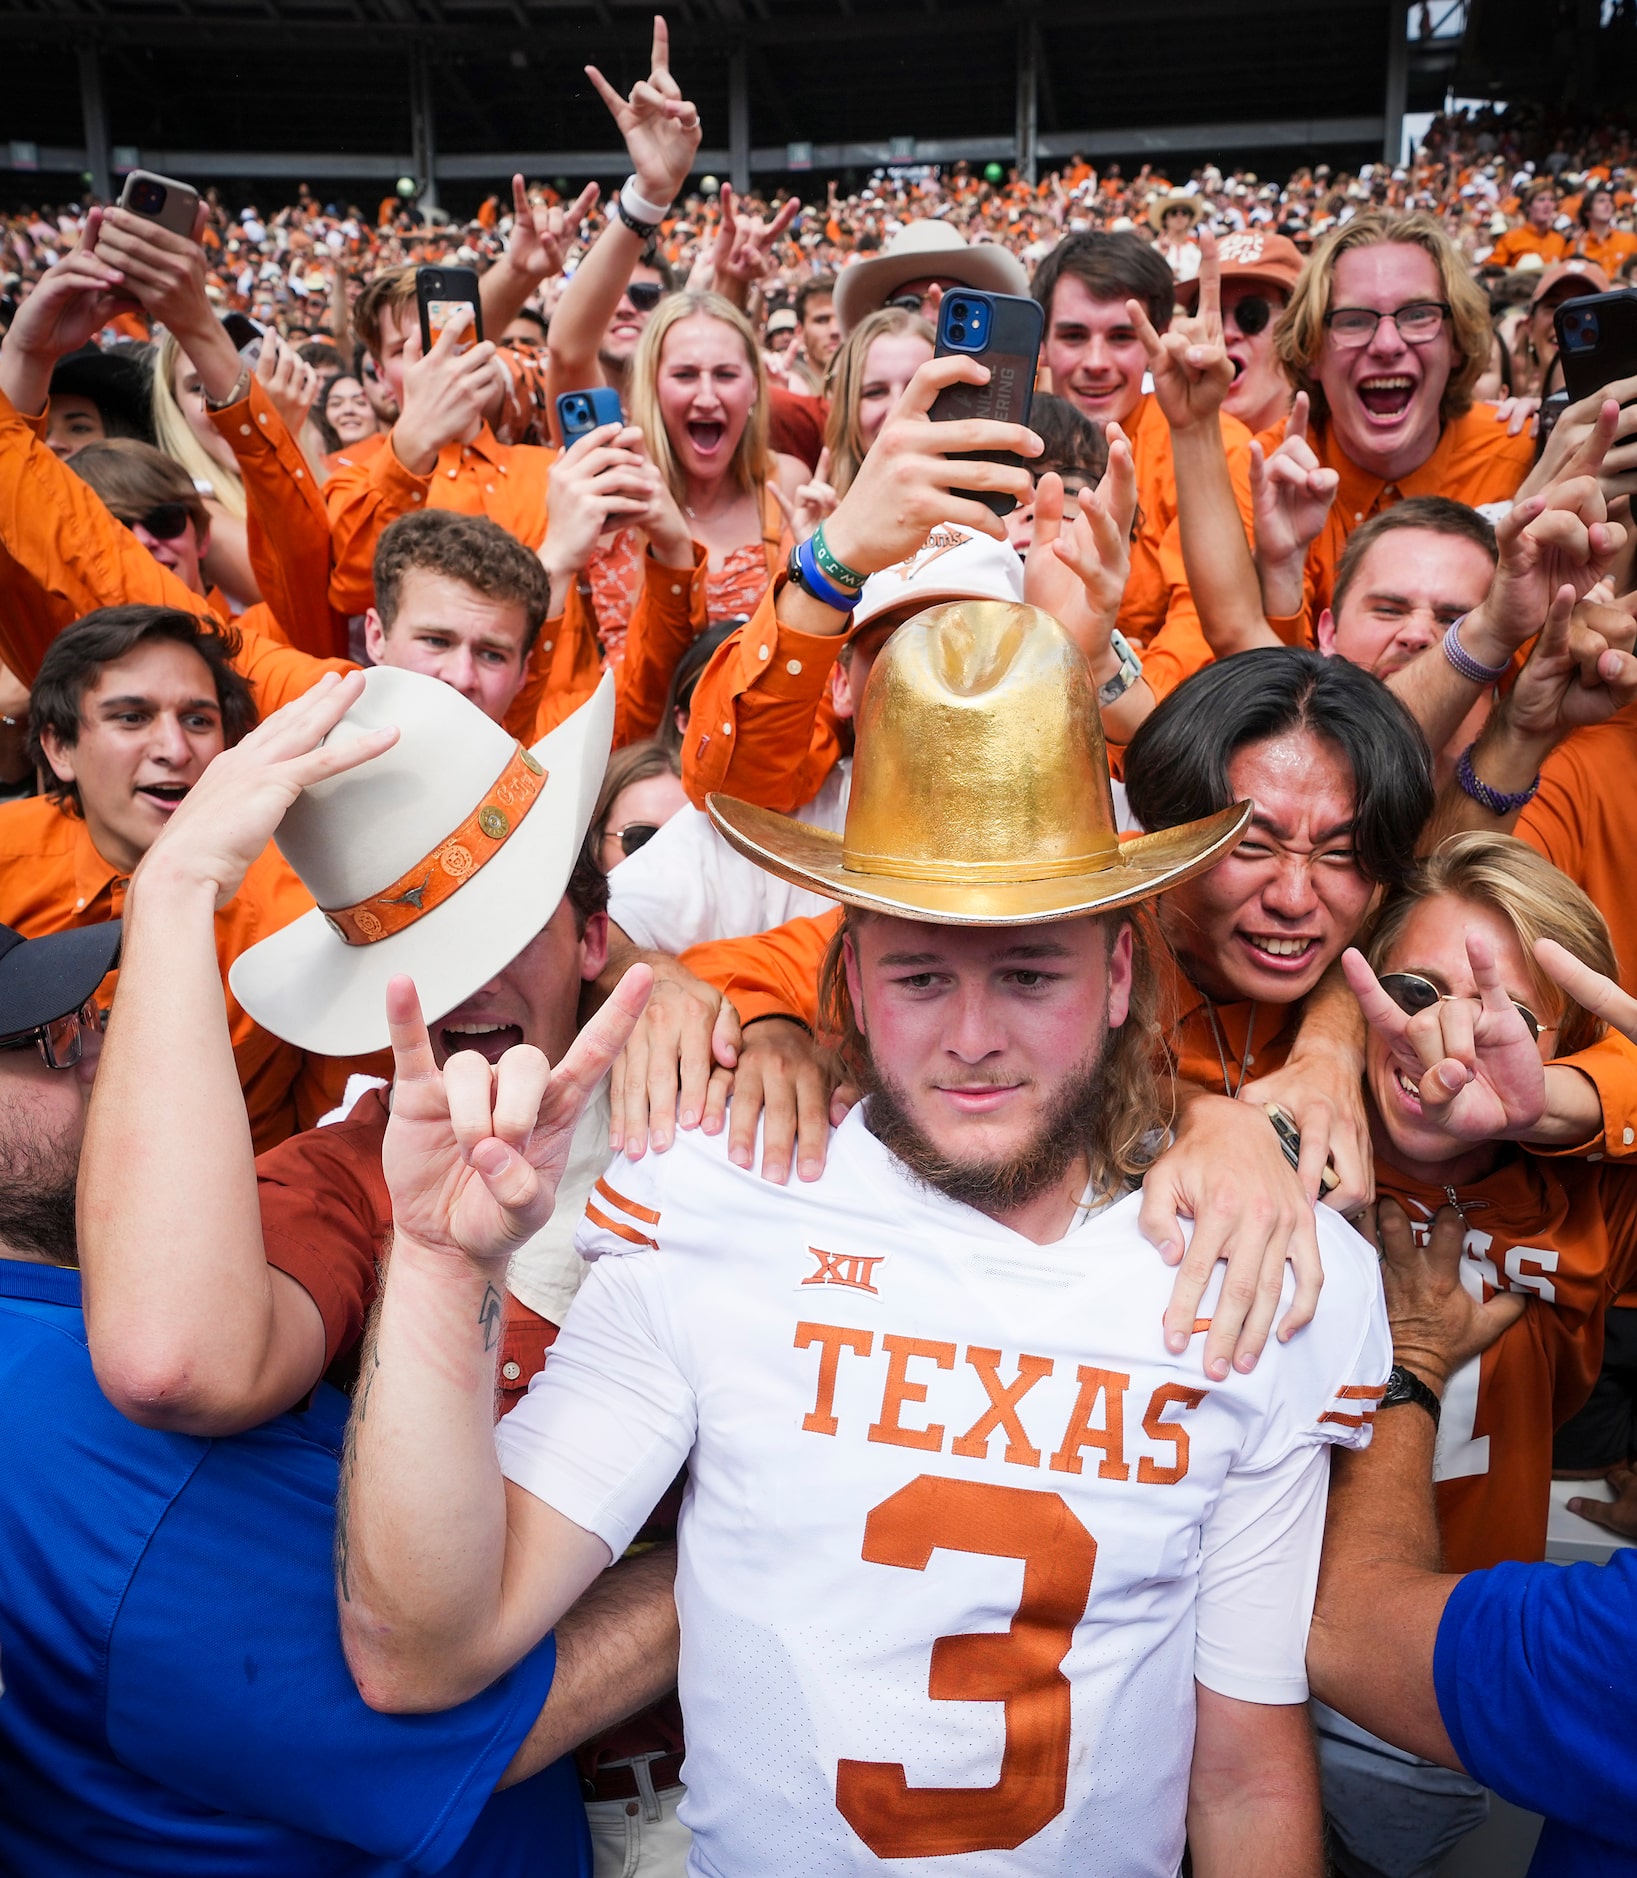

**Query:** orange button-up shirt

left=209, top=380, right=347, bottom=658
left=1268, top=404, right=1537, bottom=626
left=1119, top=393, right=1259, bottom=701
left=1488, top=226, right=1571, bottom=269
left=0, top=797, right=368, bottom=1152
left=324, top=424, right=555, bottom=615
left=1576, top=228, right=1637, bottom=277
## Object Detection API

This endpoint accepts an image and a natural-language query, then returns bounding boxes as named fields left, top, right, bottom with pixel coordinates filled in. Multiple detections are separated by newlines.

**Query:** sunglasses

left=1378, top=972, right=1545, bottom=1043
left=624, top=281, right=663, bottom=313
left=0, top=1002, right=100, bottom=1070
left=608, top=822, right=660, bottom=858
left=886, top=291, right=932, bottom=314
left=1227, top=294, right=1275, bottom=337
left=126, top=503, right=193, bottom=542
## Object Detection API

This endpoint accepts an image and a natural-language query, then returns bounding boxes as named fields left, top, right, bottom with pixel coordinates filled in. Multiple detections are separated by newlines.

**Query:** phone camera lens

left=951, top=326, right=966, bottom=342
left=133, top=181, right=164, bottom=213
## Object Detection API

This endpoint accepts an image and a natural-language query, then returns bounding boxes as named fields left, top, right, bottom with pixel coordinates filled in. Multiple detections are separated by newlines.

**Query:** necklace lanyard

left=1205, top=999, right=1258, bottom=1100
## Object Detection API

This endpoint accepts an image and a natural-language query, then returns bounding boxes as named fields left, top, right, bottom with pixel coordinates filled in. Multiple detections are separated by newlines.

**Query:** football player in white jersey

left=339, top=438, right=1393, bottom=1872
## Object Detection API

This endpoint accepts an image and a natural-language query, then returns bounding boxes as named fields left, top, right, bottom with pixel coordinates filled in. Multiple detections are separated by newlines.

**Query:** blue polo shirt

left=1434, top=1550, right=1637, bottom=1876
left=0, top=1257, right=590, bottom=1876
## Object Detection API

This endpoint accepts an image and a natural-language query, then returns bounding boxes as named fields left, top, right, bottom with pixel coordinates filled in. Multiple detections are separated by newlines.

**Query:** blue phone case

left=929, top=290, right=1045, bottom=516
left=557, top=386, right=627, bottom=443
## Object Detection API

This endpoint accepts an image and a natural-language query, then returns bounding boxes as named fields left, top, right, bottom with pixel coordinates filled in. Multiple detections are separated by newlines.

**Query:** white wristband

left=620, top=176, right=672, bottom=226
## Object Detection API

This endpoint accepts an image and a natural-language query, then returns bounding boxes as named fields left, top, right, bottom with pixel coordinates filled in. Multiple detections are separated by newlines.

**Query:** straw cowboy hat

left=709, top=601, right=1248, bottom=924
left=1148, top=193, right=1206, bottom=232
left=832, top=220, right=1028, bottom=332
left=231, top=667, right=614, bottom=1056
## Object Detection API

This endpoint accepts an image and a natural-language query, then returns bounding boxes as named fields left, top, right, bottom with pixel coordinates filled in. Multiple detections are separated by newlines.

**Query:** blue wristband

left=789, top=536, right=859, bottom=614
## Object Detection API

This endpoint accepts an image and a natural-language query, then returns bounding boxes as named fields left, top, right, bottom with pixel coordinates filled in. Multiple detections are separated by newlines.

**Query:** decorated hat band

left=322, top=744, right=548, bottom=947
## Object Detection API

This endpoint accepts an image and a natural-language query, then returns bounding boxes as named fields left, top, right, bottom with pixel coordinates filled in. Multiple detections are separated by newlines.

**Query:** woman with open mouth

left=581, top=291, right=805, bottom=662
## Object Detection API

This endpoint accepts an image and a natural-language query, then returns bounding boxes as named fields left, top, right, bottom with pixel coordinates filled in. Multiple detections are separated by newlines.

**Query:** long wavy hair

left=627, top=290, right=770, bottom=508
left=818, top=905, right=1174, bottom=1204
left=821, top=306, right=935, bottom=496
left=152, top=331, right=248, bottom=520
left=1272, top=209, right=1493, bottom=426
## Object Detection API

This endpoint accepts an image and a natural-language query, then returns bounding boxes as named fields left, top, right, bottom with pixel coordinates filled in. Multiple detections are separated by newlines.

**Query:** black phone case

left=1554, top=289, right=1637, bottom=406
left=416, top=267, right=484, bottom=352
left=930, top=292, right=1045, bottom=516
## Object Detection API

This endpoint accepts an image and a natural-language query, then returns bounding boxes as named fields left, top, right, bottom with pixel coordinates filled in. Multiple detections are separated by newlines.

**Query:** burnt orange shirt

left=682, top=907, right=839, bottom=1029
left=1377, top=1153, right=1637, bottom=1570
left=1488, top=225, right=1571, bottom=269
left=0, top=797, right=362, bottom=1152
left=1265, top=405, right=1537, bottom=625
left=324, top=424, right=555, bottom=615
left=1119, top=393, right=1259, bottom=702
left=682, top=579, right=847, bottom=815
left=1576, top=228, right=1637, bottom=277
left=209, top=379, right=347, bottom=659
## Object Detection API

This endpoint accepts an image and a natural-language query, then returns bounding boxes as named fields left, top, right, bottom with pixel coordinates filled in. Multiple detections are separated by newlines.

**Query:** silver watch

left=1097, top=629, right=1144, bottom=708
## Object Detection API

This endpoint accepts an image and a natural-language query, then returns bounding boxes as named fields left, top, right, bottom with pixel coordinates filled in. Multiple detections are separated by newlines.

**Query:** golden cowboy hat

left=708, top=601, right=1249, bottom=925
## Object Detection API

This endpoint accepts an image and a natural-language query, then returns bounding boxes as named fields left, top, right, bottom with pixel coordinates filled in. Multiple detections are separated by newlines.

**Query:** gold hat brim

left=707, top=795, right=1253, bottom=926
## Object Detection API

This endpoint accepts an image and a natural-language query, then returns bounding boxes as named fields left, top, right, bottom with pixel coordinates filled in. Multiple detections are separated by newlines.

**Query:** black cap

left=48, top=346, right=155, bottom=446
left=0, top=921, right=122, bottom=1039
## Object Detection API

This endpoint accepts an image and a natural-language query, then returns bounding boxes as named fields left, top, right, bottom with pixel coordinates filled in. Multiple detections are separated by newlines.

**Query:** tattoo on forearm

left=479, top=1282, right=503, bottom=1352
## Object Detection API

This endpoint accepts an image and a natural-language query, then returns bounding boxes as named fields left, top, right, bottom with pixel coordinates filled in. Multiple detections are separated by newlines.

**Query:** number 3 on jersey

left=836, top=1475, right=1097, bottom=1858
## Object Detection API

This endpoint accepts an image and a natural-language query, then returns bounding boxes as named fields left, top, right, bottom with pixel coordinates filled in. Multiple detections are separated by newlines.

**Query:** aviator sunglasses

left=1377, top=971, right=1545, bottom=1043
left=624, top=281, right=663, bottom=313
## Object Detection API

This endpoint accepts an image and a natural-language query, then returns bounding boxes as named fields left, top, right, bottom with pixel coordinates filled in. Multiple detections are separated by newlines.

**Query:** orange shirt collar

left=1317, top=407, right=1476, bottom=524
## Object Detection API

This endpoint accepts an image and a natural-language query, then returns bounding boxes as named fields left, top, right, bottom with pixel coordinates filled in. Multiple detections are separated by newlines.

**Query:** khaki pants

left=586, top=1783, right=690, bottom=1878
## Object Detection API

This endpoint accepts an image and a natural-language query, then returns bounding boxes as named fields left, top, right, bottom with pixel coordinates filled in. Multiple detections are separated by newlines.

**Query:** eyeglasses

left=607, top=822, right=660, bottom=858
left=1324, top=302, right=1451, bottom=348
left=0, top=1002, right=100, bottom=1070
left=125, top=503, right=193, bottom=542
left=1378, top=971, right=1546, bottom=1043
left=1226, top=294, right=1275, bottom=337
left=624, top=281, right=663, bottom=313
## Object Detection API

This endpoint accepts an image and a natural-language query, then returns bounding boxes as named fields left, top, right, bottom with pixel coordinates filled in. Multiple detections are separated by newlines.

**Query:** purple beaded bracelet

left=1441, top=614, right=1512, bottom=685
left=1455, top=742, right=1540, bottom=816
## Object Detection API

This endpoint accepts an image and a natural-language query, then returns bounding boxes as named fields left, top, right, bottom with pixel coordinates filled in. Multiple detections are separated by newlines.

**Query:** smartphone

left=1554, top=289, right=1637, bottom=406
left=928, top=289, right=1045, bottom=516
left=1263, top=1104, right=1341, bottom=1195
left=556, top=386, right=626, bottom=445
left=118, top=169, right=201, bottom=238
left=416, top=266, right=483, bottom=354
left=221, top=312, right=265, bottom=371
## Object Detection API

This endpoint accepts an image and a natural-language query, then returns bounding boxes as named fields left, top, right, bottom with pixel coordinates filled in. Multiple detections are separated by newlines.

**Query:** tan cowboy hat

left=231, top=667, right=614, bottom=1056
left=832, top=220, right=1028, bottom=332
left=1148, top=193, right=1206, bottom=232
left=709, top=601, right=1248, bottom=924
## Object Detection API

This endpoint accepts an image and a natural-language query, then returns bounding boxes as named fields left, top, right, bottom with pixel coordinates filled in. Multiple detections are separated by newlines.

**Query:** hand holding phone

left=117, top=169, right=201, bottom=239
left=417, top=266, right=484, bottom=356
left=556, top=386, right=626, bottom=446
left=1555, top=290, right=1637, bottom=408
left=927, top=290, right=1046, bottom=516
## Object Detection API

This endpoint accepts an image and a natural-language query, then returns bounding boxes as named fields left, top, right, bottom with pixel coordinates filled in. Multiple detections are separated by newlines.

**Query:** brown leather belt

left=582, top=1750, right=685, bottom=1805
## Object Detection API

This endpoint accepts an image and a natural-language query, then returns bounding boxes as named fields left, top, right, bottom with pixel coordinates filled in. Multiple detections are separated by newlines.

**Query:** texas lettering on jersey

left=502, top=1113, right=1390, bottom=1876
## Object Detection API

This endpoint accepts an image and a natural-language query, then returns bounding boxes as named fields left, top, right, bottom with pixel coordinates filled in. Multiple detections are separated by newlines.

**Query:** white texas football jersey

left=497, top=1108, right=1390, bottom=1877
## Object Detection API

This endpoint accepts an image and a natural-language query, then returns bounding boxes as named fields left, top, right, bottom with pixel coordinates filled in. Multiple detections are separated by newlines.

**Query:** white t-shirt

left=609, top=762, right=1137, bottom=956
left=498, top=1108, right=1388, bottom=1876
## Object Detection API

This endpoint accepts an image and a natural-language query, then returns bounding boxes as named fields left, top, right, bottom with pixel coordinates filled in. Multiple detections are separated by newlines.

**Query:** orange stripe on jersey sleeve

left=584, top=1201, right=660, bottom=1249
left=1337, top=1383, right=1389, bottom=1400
left=1318, top=1408, right=1378, bottom=1428
left=595, top=1175, right=662, bottom=1226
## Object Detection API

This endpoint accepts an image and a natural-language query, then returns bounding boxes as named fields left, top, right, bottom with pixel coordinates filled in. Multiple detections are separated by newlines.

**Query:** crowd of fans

left=2, top=21, right=1637, bottom=1878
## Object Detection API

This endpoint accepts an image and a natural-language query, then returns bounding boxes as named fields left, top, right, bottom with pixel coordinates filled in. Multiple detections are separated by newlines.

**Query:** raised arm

left=1249, top=393, right=1338, bottom=631
left=78, top=674, right=396, bottom=1433
left=337, top=967, right=650, bottom=1711
left=544, top=17, right=702, bottom=415
left=1128, top=232, right=1270, bottom=661
left=481, top=175, right=599, bottom=339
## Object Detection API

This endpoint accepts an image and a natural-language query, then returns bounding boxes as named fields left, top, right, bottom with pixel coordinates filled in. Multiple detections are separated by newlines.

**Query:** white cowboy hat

left=230, top=667, right=614, bottom=1056
left=832, top=220, right=1028, bottom=332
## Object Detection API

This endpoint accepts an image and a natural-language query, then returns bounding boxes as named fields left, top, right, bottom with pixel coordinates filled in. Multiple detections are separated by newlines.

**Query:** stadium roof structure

left=2, top=0, right=1471, bottom=208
